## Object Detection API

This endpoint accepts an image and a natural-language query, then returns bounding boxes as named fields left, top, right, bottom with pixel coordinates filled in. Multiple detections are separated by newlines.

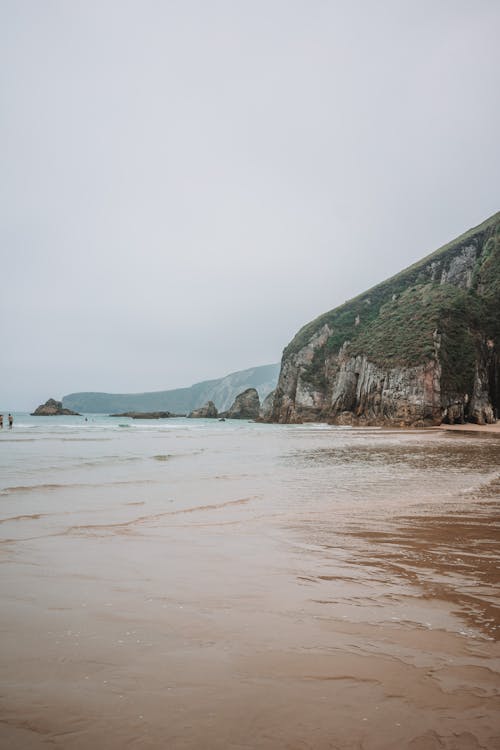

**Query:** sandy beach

left=437, top=422, right=500, bottom=434
left=1, top=418, right=499, bottom=749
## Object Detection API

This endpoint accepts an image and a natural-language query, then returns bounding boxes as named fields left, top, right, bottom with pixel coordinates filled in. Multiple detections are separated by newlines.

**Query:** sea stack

left=220, top=388, right=261, bottom=419
left=31, top=399, right=81, bottom=416
left=188, top=401, right=218, bottom=418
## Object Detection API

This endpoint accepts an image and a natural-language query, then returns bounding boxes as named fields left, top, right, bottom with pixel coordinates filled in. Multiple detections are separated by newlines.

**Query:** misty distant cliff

left=63, top=363, right=279, bottom=414
left=271, top=212, right=500, bottom=426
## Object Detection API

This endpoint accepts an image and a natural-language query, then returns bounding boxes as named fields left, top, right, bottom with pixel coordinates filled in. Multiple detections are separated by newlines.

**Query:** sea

left=1, top=413, right=499, bottom=749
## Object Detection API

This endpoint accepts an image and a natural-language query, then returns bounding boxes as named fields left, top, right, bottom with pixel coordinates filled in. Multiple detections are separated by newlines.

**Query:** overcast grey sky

left=1, top=0, right=499, bottom=410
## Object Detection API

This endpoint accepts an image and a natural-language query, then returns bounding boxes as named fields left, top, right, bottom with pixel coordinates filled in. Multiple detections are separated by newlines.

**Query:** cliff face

left=272, top=212, right=500, bottom=426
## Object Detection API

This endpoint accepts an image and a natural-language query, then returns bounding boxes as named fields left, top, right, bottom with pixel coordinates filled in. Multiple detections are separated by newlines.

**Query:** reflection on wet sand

left=346, top=501, right=500, bottom=640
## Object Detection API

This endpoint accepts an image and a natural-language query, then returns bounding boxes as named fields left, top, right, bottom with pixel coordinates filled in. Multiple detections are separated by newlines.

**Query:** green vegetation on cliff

left=350, top=285, right=482, bottom=394
left=475, top=225, right=500, bottom=340
left=289, top=212, right=500, bottom=396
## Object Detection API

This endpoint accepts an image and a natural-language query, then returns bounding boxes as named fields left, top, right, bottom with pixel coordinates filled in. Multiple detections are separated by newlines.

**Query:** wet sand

left=1, top=424, right=499, bottom=749
left=437, top=422, right=500, bottom=434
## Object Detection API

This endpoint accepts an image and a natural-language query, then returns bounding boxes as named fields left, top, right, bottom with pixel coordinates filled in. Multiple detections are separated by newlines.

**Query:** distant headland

left=61, top=363, right=279, bottom=415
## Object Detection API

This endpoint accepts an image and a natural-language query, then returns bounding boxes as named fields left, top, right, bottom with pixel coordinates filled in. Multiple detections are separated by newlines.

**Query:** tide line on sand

left=436, top=422, right=500, bottom=434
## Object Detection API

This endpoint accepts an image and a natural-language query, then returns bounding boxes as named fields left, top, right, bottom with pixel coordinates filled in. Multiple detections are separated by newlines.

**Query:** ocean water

left=1, top=414, right=499, bottom=748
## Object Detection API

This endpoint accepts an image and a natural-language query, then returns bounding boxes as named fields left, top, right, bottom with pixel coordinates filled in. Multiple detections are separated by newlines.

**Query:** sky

left=1, top=0, right=499, bottom=410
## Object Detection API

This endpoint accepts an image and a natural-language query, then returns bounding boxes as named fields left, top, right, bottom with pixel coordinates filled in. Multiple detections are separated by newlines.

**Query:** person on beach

left=8, top=413, right=13, bottom=428
left=0, top=414, right=3, bottom=428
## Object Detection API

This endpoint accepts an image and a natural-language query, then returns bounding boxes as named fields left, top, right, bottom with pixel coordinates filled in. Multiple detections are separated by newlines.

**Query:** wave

left=0, top=513, right=46, bottom=525
left=462, top=473, right=500, bottom=499
left=150, top=449, right=203, bottom=461
left=1, top=483, right=72, bottom=494
left=64, top=497, right=256, bottom=536
left=0, top=435, right=111, bottom=443
left=168, top=496, right=252, bottom=515
left=0, top=438, right=37, bottom=442
left=60, top=438, right=112, bottom=442
left=78, top=455, right=141, bottom=468
left=0, top=479, right=157, bottom=495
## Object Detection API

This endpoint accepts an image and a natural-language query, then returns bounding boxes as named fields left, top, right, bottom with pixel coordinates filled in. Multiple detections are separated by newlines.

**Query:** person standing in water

left=8, top=413, right=13, bottom=428
left=0, top=414, right=3, bottom=428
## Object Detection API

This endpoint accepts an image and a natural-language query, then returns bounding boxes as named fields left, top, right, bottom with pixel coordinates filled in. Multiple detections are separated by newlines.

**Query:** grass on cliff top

left=474, top=224, right=500, bottom=340
left=300, top=283, right=482, bottom=395
left=351, top=284, right=481, bottom=393
left=284, top=210, right=500, bottom=360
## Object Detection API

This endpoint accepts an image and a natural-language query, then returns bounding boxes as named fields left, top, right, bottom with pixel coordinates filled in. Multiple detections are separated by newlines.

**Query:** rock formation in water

left=31, top=399, right=81, bottom=416
left=109, top=411, right=179, bottom=419
left=188, top=401, right=218, bottom=418
left=221, top=388, right=261, bottom=419
left=271, top=212, right=500, bottom=426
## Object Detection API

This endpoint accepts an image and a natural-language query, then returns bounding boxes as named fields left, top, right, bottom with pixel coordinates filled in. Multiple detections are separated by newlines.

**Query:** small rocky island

left=219, top=388, right=261, bottom=419
left=31, top=399, right=81, bottom=416
left=188, top=389, right=262, bottom=420
left=188, top=401, right=218, bottom=418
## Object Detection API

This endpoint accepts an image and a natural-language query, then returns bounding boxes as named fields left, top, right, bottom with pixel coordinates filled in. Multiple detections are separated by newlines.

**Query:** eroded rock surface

left=271, top=212, right=500, bottom=426
left=259, top=389, right=276, bottom=421
left=188, top=401, right=218, bottom=419
left=221, top=388, right=261, bottom=420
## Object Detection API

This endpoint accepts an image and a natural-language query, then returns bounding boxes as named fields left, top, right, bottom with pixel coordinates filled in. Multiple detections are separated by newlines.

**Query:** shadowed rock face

left=259, top=389, right=276, bottom=421
left=188, top=401, right=218, bottom=419
left=221, top=388, right=260, bottom=420
left=270, top=212, right=500, bottom=426
left=31, top=399, right=80, bottom=416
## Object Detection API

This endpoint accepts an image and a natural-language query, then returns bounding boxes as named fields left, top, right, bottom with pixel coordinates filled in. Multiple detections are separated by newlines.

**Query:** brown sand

left=437, top=421, right=500, bottom=433
left=1, top=427, right=499, bottom=749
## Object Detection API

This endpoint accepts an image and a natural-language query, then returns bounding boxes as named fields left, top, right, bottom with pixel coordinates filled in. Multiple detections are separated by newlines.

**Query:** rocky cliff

left=271, top=212, right=500, bottom=426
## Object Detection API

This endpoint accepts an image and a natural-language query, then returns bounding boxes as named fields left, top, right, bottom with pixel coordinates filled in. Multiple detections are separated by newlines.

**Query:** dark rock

left=188, top=401, right=218, bottom=418
left=31, top=398, right=80, bottom=416
left=259, top=389, right=275, bottom=420
left=220, top=388, right=260, bottom=420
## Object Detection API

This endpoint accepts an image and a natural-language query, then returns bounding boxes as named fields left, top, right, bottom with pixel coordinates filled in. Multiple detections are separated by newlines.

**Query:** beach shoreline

left=436, top=420, right=500, bottom=434
left=1, top=418, right=499, bottom=749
